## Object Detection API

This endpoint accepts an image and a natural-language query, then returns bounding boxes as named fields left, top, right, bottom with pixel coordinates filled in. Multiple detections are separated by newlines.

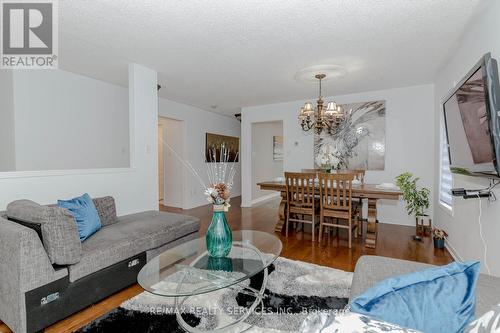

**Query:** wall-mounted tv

left=443, top=53, right=500, bottom=178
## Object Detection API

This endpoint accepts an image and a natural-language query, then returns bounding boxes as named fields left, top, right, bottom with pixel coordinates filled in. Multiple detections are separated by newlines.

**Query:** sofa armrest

left=349, top=255, right=433, bottom=302
left=0, top=217, right=65, bottom=333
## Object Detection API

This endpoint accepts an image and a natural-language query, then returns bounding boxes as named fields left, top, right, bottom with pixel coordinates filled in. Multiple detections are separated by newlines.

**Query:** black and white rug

left=78, top=257, right=353, bottom=333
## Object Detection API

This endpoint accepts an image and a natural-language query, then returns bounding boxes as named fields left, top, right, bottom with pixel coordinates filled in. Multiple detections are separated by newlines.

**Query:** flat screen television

left=443, top=53, right=500, bottom=178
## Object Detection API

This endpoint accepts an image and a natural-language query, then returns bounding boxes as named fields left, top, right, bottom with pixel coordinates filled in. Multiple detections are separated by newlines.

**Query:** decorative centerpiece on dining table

left=315, top=142, right=345, bottom=172
left=204, top=145, right=238, bottom=258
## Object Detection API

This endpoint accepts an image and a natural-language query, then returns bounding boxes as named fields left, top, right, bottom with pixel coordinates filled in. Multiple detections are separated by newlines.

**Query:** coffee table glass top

left=137, top=230, right=282, bottom=297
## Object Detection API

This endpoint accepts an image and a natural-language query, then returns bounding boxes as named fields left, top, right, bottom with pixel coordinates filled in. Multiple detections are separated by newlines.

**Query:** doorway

left=251, top=120, right=284, bottom=205
left=158, top=116, right=184, bottom=208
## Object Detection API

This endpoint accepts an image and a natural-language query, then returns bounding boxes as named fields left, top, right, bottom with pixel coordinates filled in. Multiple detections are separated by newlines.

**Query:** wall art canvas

left=205, top=133, right=239, bottom=162
left=273, top=136, right=284, bottom=161
left=314, top=100, right=386, bottom=170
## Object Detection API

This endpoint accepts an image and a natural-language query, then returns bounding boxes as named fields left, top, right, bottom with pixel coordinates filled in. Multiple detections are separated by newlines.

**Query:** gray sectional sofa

left=0, top=197, right=200, bottom=333
left=350, top=255, right=500, bottom=317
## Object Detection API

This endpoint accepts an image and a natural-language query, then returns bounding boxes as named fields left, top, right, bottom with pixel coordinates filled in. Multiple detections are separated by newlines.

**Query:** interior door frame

left=158, top=123, right=165, bottom=202
left=157, top=116, right=185, bottom=209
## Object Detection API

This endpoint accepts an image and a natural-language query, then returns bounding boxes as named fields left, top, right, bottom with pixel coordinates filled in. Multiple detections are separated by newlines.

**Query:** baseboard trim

left=445, top=239, right=463, bottom=262
left=250, top=192, right=281, bottom=206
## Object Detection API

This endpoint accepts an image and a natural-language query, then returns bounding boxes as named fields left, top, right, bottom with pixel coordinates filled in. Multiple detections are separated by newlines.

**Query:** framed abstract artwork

left=205, top=133, right=239, bottom=162
left=314, top=100, right=386, bottom=170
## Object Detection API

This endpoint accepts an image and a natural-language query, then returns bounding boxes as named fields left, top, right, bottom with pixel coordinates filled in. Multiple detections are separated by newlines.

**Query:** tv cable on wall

left=451, top=180, right=499, bottom=275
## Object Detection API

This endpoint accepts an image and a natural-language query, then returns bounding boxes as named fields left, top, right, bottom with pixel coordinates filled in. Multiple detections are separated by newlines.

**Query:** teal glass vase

left=207, top=256, right=233, bottom=272
left=206, top=205, right=232, bottom=258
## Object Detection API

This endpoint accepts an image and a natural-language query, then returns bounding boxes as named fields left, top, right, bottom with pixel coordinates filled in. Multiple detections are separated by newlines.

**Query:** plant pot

left=433, top=238, right=445, bottom=249
left=205, top=205, right=232, bottom=258
left=416, top=215, right=432, bottom=237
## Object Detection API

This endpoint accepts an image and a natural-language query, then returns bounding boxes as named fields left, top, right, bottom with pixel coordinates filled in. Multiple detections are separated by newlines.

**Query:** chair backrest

left=285, top=172, right=316, bottom=209
left=336, top=169, right=365, bottom=184
left=351, top=169, right=365, bottom=184
left=301, top=168, right=323, bottom=178
left=318, top=173, right=354, bottom=212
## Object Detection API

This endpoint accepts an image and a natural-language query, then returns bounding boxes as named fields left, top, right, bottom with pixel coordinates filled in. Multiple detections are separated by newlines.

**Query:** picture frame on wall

left=205, top=133, right=240, bottom=162
left=273, top=136, right=284, bottom=161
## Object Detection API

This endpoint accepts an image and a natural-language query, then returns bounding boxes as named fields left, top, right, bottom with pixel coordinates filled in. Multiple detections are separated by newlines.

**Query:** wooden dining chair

left=334, top=169, right=365, bottom=183
left=284, top=172, right=318, bottom=241
left=336, top=169, right=365, bottom=236
left=318, top=173, right=360, bottom=248
left=351, top=169, right=365, bottom=184
left=351, top=169, right=366, bottom=236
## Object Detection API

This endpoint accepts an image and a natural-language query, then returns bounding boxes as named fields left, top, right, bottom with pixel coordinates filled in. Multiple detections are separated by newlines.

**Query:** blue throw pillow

left=58, top=193, right=101, bottom=241
left=350, top=261, right=480, bottom=333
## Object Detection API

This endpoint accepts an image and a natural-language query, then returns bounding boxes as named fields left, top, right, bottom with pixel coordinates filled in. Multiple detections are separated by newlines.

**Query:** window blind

left=440, top=121, right=453, bottom=207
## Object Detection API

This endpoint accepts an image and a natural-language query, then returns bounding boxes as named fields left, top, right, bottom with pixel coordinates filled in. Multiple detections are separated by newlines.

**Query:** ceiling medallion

left=294, top=64, right=347, bottom=83
left=298, top=73, right=347, bottom=135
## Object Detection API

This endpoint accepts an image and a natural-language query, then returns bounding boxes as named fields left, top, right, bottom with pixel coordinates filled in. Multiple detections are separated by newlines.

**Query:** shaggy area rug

left=77, top=257, right=352, bottom=333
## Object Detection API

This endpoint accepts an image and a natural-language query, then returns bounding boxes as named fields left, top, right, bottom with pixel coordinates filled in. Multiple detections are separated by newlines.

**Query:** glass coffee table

left=138, top=230, right=282, bottom=332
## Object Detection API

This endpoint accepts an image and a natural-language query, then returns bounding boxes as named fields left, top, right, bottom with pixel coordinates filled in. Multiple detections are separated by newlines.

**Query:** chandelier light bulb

left=298, top=106, right=306, bottom=119
left=325, top=101, right=337, bottom=116
left=303, top=102, right=314, bottom=113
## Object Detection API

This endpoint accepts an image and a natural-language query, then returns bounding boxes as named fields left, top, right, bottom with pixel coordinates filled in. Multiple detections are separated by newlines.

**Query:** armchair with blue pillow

left=300, top=256, right=500, bottom=333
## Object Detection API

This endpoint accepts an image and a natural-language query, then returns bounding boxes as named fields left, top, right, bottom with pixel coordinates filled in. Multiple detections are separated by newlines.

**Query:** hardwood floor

left=0, top=197, right=452, bottom=333
left=160, top=197, right=452, bottom=272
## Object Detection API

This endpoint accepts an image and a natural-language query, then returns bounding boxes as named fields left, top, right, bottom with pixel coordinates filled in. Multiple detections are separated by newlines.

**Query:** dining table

left=257, top=180, right=402, bottom=248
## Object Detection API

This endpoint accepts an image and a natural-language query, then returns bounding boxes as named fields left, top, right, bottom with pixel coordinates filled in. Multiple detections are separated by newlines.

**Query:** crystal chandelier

left=298, top=74, right=345, bottom=135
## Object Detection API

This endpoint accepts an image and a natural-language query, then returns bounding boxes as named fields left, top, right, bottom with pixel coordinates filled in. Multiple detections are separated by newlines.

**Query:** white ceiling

left=59, top=0, right=486, bottom=116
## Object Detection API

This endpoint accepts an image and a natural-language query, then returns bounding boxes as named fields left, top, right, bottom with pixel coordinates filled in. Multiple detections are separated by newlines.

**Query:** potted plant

left=395, top=172, right=431, bottom=240
left=432, top=228, right=448, bottom=249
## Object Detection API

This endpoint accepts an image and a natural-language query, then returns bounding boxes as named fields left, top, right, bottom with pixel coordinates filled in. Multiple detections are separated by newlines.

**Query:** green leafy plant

left=395, top=172, right=430, bottom=217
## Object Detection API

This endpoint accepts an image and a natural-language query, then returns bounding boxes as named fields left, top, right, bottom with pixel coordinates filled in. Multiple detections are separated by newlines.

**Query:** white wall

left=252, top=121, right=283, bottom=202
left=158, top=99, right=241, bottom=209
left=242, top=84, right=435, bottom=226
left=0, top=67, right=240, bottom=212
left=0, top=64, right=158, bottom=215
left=11, top=69, right=130, bottom=171
left=0, top=70, right=16, bottom=171
left=433, top=0, right=500, bottom=275
left=158, top=117, right=184, bottom=208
